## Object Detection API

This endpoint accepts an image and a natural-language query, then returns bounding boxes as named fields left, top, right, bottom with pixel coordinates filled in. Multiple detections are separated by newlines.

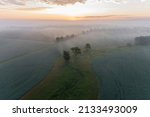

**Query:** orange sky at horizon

left=0, top=0, right=150, bottom=21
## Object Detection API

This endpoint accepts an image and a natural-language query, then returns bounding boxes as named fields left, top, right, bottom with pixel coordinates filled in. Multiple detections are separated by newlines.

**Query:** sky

left=0, top=0, right=150, bottom=20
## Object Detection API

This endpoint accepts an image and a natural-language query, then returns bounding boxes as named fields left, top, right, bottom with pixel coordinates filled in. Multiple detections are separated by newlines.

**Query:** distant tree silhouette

left=126, top=43, right=132, bottom=47
left=85, top=43, right=91, bottom=50
left=70, top=34, right=75, bottom=38
left=135, top=36, right=150, bottom=45
left=56, top=37, right=60, bottom=42
left=63, top=51, right=70, bottom=62
left=65, top=35, right=70, bottom=39
left=56, top=36, right=64, bottom=42
left=71, top=47, right=81, bottom=56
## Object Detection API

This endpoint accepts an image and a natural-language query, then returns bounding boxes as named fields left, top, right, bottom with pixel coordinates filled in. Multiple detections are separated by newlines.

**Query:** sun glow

left=39, top=2, right=108, bottom=18
left=0, top=0, right=150, bottom=20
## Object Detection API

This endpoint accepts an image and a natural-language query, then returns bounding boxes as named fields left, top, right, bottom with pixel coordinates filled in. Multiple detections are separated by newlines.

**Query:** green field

left=22, top=52, right=98, bottom=100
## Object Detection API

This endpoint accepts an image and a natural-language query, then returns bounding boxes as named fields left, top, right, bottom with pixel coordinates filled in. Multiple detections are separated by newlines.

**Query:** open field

left=0, top=28, right=60, bottom=99
left=93, top=45, right=150, bottom=100
left=22, top=52, right=98, bottom=100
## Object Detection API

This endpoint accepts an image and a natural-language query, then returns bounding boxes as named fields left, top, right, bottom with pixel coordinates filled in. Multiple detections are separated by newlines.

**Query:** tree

left=70, top=34, right=75, bottom=38
left=71, top=47, right=81, bottom=56
left=56, top=37, right=60, bottom=42
left=56, top=36, right=64, bottom=42
left=85, top=43, right=91, bottom=51
left=63, top=51, right=70, bottom=62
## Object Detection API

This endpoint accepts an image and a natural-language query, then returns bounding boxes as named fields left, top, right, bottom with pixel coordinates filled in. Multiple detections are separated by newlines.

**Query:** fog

left=0, top=19, right=150, bottom=99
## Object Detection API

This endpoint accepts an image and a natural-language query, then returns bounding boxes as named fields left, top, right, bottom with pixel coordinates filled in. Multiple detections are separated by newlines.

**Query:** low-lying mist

left=0, top=19, right=150, bottom=99
left=1, top=19, right=150, bottom=56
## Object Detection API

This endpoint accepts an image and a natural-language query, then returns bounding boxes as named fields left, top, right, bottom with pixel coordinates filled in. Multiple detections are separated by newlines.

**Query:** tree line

left=56, top=28, right=101, bottom=42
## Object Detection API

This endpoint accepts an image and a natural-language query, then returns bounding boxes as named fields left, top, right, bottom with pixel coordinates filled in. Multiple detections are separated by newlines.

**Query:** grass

left=22, top=52, right=98, bottom=100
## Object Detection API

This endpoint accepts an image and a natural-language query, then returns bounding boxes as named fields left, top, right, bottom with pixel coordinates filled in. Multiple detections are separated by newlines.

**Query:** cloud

left=0, top=0, right=149, bottom=9
left=76, top=15, right=129, bottom=20
left=0, top=0, right=86, bottom=6
left=0, top=0, right=25, bottom=5
left=0, top=0, right=148, bottom=6
left=16, top=7, right=50, bottom=11
left=45, top=0, right=86, bottom=5
left=100, top=0, right=126, bottom=3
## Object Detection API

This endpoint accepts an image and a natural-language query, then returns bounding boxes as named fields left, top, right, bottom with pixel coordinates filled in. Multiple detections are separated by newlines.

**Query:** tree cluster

left=63, top=43, right=92, bottom=62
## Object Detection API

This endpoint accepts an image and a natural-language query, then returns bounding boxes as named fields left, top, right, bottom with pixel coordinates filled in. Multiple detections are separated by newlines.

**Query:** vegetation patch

left=22, top=44, right=98, bottom=100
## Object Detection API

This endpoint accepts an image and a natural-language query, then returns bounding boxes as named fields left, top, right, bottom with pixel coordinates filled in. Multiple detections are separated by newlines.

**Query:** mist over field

left=0, top=19, right=150, bottom=99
